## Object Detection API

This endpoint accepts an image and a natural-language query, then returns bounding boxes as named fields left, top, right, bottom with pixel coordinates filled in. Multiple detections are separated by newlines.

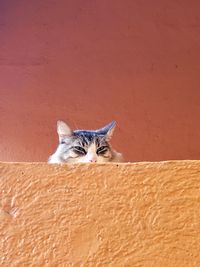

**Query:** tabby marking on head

left=48, top=120, right=123, bottom=163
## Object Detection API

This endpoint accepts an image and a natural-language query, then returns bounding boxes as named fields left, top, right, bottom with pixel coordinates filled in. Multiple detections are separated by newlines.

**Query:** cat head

left=49, top=120, right=117, bottom=163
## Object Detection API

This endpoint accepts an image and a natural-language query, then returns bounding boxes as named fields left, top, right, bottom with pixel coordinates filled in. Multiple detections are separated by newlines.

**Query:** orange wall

left=1, top=161, right=200, bottom=266
left=1, top=1, right=200, bottom=162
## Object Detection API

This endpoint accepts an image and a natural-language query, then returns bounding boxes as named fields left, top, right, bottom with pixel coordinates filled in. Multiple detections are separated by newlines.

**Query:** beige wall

left=1, top=1, right=200, bottom=162
left=1, top=161, right=200, bottom=266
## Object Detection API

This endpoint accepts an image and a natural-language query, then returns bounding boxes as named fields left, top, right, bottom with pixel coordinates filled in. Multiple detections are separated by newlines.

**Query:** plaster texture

left=1, top=161, right=200, bottom=266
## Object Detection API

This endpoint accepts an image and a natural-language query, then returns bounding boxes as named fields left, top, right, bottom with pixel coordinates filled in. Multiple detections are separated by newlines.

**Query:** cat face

left=48, top=121, right=118, bottom=163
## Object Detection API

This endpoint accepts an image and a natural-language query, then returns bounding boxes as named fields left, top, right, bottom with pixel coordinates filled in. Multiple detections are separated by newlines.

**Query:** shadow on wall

left=1, top=1, right=200, bottom=162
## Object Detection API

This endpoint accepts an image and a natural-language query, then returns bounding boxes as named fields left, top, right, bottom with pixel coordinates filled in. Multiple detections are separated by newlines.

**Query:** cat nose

left=89, top=158, right=97, bottom=163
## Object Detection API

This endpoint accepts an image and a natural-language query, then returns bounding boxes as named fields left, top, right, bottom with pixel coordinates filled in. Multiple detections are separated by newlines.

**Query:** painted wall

left=1, top=161, right=200, bottom=266
left=1, top=1, right=200, bottom=162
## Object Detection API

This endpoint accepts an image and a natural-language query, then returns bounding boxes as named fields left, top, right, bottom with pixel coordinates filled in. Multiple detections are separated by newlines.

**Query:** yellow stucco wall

left=1, top=161, right=200, bottom=266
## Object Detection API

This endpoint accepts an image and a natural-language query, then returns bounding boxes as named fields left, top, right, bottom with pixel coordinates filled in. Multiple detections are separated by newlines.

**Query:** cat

left=48, top=120, right=123, bottom=163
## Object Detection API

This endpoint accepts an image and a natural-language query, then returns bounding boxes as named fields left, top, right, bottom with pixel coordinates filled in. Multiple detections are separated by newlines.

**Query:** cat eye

left=96, top=146, right=108, bottom=155
left=72, top=146, right=86, bottom=155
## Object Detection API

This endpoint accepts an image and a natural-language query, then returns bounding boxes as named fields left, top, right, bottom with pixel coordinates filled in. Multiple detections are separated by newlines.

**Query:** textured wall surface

left=1, top=161, right=200, bottom=266
left=1, top=1, right=200, bottom=162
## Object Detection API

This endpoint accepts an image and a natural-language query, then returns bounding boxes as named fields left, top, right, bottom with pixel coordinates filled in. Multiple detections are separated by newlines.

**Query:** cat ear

left=98, top=121, right=116, bottom=141
left=57, top=121, right=72, bottom=142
